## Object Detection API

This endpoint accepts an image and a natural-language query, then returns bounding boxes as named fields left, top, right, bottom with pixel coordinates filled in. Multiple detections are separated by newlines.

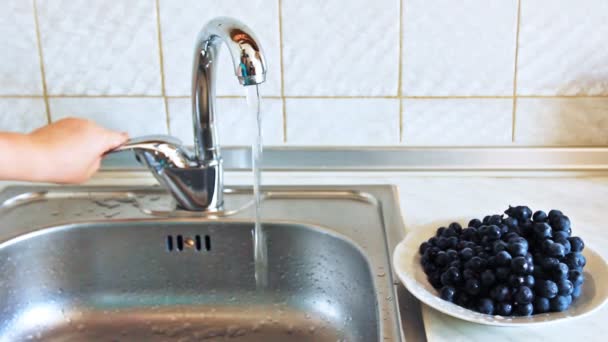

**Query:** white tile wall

left=515, top=98, right=608, bottom=145
left=402, top=0, right=518, bottom=96
left=402, top=99, right=512, bottom=145
left=282, top=0, right=400, bottom=96
left=37, top=0, right=161, bottom=95
left=0, top=98, right=47, bottom=133
left=286, top=99, right=399, bottom=145
left=0, top=1, right=43, bottom=95
left=517, top=0, right=608, bottom=96
left=167, top=97, right=284, bottom=146
left=0, top=1, right=606, bottom=147
left=50, top=98, right=167, bottom=137
left=159, top=0, right=281, bottom=97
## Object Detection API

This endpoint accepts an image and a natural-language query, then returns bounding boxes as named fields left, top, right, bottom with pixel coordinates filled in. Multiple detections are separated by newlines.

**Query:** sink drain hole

left=205, top=235, right=211, bottom=251
left=166, top=235, right=173, bottom=251
left=176, top=235, right=184, bottom=251
left=195, top=235, right=202, bottom=251
left=165, top=234, right=210, bottom=252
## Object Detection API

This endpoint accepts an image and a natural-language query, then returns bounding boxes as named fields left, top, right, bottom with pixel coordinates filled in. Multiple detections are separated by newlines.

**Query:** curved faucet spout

left=197, top=17, right=267, bottom=86
left=104, top=17, right=267, bottom=212
left=192, top=17, right=267, bottom=163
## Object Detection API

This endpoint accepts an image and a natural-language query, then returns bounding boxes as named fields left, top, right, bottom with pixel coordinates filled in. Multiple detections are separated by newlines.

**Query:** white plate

left=392, top=228, right=608, bottom=326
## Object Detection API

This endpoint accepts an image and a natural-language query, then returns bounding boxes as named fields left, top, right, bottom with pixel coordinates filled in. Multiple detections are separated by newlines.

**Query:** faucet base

left=161, top=160, right=224, bottom=212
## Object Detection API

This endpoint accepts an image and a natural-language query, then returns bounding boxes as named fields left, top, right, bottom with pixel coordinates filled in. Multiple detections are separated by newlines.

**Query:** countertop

left=3, top=170, right=607, bottom=342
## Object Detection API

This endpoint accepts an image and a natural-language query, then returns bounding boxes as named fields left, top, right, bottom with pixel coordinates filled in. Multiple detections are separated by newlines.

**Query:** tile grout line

left=3, top=94, right=605, bottom=100
left=284, top=95, right=402, bottom=99
left=154, top=0, right=171, bottom=135
left=31, top=0, right=51, bottom=124
left=404, top=95, right=513, bottom=99
left=511, top=0, right=522, bottom=143
left=165, top=95, right=283, bottom=99
left=0, top=95, right=45, bottom=99
left=398, top=0, right=404, bottom=143
left=277, top=0, right=287, bottom=143
left=516, top=95, right=608, bottom=99
left=46, top=94, right=165, bottom=98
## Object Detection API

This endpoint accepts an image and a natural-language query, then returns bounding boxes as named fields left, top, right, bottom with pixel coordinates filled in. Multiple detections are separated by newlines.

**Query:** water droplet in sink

left=104, top=212, right=120, bottom=218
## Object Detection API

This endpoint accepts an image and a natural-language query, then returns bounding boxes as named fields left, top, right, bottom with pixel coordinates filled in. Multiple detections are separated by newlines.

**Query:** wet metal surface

left=0, top=185, right=423, bottom=341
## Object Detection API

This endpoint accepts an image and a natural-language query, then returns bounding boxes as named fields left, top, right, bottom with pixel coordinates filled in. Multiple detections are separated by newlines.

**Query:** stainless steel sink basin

left=0, top=185, right=423, bottom=341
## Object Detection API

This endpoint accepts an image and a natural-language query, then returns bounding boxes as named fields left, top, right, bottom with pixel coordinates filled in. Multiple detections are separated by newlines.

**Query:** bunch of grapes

left=419, top=206, right=586, bottom=316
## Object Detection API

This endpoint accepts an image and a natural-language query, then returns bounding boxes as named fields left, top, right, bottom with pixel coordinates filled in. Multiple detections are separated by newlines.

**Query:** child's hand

left=28, top=118, right=128, bottom=183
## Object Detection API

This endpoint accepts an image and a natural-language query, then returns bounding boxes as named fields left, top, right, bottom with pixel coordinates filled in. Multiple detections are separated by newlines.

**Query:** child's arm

left=0, top=118, right=128, bottom=184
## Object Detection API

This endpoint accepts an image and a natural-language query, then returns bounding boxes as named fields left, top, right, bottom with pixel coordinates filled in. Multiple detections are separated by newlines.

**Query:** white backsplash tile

left=167, top=97, right=284, bottom=146
left=49, top=98, right=167, bottom=137
left=282, top=0, right=399, bottom=96
left=37, top=0, right=161, bottom=95
left=515, top=98, right=608, bottom=145
left=402, top=0, right=517, bottom=96
left=159, top=0, right=281, bottom=97
left=0, top=0, right=607, bottom=148
left=0, top=98, right=47, bottom=133
left=402, top=99, right=512, bottom=145
left=0, top=1, right=43, bottom=95
left=286, top=99, right=399, bottom=145
left=517, top=0, right=608, bottom=95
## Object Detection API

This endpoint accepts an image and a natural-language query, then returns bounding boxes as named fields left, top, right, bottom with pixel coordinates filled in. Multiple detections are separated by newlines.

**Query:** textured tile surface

left=37, top=0, right=161, bottom=95
left=159, top=0, right=281, bottom=97
left=402, top=0, right=517, bottom=96
left=282, top=0, right=399, bottom=96
left=515, top=98, right=608, bottom=145
left=0, top=1, right=43, bottom=95
left=168, top=97, right=284, bottom=146
left=50, top=98, right=167, bottom=137
left=402, top=99, right=512, bottom=145
left=0, top=98, right=47, bottom=132
left=286, top=99, right=399, bottom=145
left=518, top=0, right=608, bottom=95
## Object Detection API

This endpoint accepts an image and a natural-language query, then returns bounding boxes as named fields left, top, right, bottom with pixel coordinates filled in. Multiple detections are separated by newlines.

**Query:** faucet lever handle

left=104, top=135, right=194, bottom=168
left=107, top=135, right=183, bottom=154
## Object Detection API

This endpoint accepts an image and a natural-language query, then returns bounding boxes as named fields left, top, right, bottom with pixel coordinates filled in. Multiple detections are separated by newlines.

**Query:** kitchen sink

left=0, top=185, right=423, bottom=341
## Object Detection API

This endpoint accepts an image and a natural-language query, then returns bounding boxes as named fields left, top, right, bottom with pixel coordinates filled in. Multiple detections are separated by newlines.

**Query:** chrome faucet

left=108, top=17, right=267, bottom=211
